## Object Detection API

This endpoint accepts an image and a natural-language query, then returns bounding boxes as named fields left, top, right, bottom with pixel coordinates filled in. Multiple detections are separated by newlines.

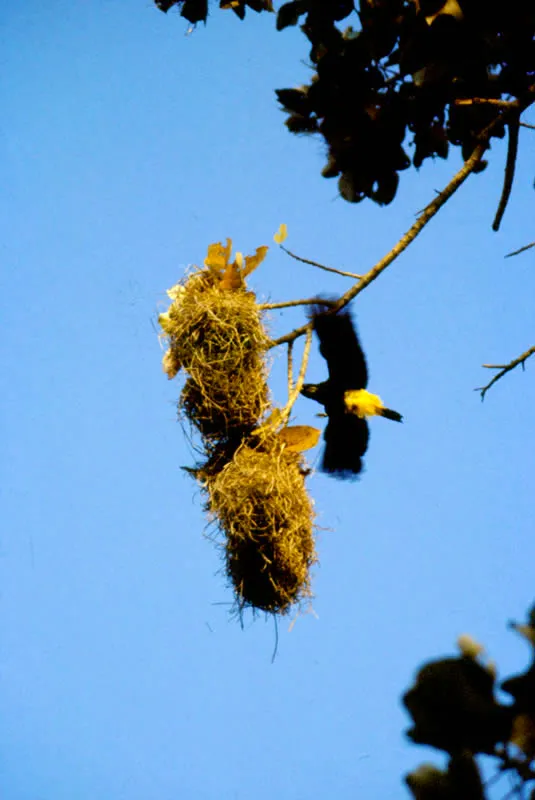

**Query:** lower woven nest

left=207, top=436, right=316, bottom=615
left=164, top=267, right=317, bottom=616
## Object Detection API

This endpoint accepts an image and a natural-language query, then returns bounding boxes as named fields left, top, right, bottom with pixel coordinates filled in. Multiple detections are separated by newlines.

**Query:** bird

left=300, top=302, right=402, bottom=478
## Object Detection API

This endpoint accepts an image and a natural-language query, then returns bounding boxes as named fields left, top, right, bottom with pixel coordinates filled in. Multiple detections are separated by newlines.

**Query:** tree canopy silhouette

left=155, top=0, right=535, bottom=220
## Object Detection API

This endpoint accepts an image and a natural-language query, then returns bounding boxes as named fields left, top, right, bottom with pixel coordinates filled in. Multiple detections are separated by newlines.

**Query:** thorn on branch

left=415, top=190, right=441, bottom=216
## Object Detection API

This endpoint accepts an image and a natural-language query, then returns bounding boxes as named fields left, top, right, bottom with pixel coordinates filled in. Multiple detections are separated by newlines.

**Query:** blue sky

left=2, top=2, right=535, bottom=798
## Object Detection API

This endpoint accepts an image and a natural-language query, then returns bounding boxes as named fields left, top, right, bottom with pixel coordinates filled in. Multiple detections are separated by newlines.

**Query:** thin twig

left=258, top=298, right=335, bottom=310
left=278, top=325, right=313, bottom=425
left=287, top=340, right=294, bottom=396
left=492, top=113, right=520, bottom=231
left=280, top=245, right=362, bottom=279
left=505, top=241, right=535, bottom=258
left=520, top=121, right=535, bottom=130
left=476, top=345, right=535, bottom=400
left=271, top=616, right=279, bottom=664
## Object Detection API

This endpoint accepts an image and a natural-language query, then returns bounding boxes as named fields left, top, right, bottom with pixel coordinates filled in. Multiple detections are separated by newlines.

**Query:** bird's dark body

left=302, top=303, right=370, bottom=478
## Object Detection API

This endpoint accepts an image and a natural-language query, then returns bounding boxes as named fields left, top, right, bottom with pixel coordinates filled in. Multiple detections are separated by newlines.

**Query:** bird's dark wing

left=311, top=303, right=368, bottom=391
left=321, top=413, right=369, bottom=478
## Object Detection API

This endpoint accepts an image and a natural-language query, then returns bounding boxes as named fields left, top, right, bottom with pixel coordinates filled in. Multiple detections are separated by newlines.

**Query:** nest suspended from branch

left=161, top=269, right=271, bottom=439
left=206, top=435, right=317, bottom=615
left=161, top=236, right=319, bottom=619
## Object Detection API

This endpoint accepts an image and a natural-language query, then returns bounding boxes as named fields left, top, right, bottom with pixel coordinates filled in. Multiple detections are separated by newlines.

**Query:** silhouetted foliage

left=155, top=0, right=535, bottom=210
left=403, top=655, right=513, bottom=754
left=406, top=752, right=485, bottom=800
left=404, top=604, right=535, bottom=799
left=155, top=0, right=272, bottom=22
left=274, top=0, right=535, bottom=206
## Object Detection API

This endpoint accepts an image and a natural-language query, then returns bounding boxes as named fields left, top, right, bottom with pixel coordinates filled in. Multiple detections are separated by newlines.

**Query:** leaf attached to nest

left=243, top=245, right=269, bottom=277
left=220, top=259, right=245, bottom=290
left=279, top=425, right=321, bottom=452
left=204, top=238, right=232, bottom=274
left=219, top=246, right=268, bottom=289
left=273, top=223, right=288, bottom=244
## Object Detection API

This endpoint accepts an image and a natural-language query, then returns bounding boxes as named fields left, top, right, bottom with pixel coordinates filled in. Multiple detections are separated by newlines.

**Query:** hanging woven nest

left=161, top=236, right=319, bottom=618
left=161, top=268, right=270, bottom=439
left=206, top=434, right=317, bottom=614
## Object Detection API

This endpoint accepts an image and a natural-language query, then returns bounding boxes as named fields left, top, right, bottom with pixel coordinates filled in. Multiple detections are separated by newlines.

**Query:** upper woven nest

left=159, top=240, right=272, bottom=441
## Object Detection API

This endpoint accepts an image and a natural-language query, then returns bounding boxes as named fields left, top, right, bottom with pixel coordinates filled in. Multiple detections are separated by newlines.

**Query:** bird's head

left=301, top=382, right=329, bottom=405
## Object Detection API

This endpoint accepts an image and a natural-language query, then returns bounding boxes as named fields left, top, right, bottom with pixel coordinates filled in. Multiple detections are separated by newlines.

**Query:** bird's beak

left=301, top=383, right=317, bottom=398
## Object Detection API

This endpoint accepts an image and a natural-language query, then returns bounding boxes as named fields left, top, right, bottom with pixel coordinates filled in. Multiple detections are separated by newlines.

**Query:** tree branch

left=256, top=326, right=314, bottom=436
left=278, top=325, right=313, bottom=425
left=492, top=113, right=520, bottom=232
left=270, top=141, right=487, bottom=347
left=269, top=82, right=535, bottom=350
left=505, top=241, right=535, bottom=258
left=258, top=298, right=335, bottom=310
left=287, top=340, right=294, bottom=395
left=476, top=345, right=535, bottom=400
